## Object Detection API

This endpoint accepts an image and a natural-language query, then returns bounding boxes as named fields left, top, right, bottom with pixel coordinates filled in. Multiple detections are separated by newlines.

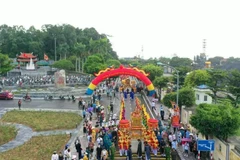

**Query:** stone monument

left=54, top=70, right=66, bottom=88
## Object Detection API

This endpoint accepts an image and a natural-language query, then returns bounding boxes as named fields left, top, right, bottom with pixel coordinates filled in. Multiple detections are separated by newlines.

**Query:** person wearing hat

left=51, top=151, right=58, bottom=160
left=58, top=151, right=64, bottom=160
left=75, top=138, right=82, bottom=160
left=101, top=147, right=108, bottom=160
left=180, top=127, right=185, bottom=138
left=83, top=152, right=88, bottom=160
left=72, top=155, right=77, bottom=160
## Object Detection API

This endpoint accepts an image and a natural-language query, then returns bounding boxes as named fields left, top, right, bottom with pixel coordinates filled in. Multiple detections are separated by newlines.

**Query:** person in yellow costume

left=91, top=129, right=96, bottom=142
left=118, top=137, right=124, bottom=156
left=83, top=152, right=88, bottom=160
left=123, top=138, right=128, bottom=156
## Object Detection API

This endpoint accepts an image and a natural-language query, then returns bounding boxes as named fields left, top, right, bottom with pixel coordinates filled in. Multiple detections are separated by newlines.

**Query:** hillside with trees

left=0, top=24, right=118, bottom=74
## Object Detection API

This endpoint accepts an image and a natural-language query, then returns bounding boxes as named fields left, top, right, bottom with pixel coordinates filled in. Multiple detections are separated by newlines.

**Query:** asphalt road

left=0, top=94, right=117, bottom=111
left=0, top=99, right=83, bottom=110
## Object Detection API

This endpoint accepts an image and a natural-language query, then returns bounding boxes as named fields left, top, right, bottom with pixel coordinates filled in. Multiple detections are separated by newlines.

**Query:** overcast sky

left=1, top=0, right=240, bottom=59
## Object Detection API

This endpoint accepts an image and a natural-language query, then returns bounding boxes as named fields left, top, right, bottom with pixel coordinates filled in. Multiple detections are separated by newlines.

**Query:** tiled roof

left=17, top=59, right=37, bottom=62
left=18, top=53, right=36, bottom=59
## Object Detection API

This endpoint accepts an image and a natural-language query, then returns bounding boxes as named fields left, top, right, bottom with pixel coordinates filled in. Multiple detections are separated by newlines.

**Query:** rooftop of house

left=196, top=84, right=209, bottom=89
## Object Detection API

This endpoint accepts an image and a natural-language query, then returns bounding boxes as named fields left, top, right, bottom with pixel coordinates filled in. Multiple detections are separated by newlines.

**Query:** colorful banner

left=86, top=65, right=155, bottom=96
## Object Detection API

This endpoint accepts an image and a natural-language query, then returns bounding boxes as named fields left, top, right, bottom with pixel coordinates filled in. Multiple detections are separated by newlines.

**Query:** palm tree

left=73, top=42, right=86, bottom=72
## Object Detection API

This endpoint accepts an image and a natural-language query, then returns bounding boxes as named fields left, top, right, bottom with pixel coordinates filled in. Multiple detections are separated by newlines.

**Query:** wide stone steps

left=114, top=151, right=169, bottom=160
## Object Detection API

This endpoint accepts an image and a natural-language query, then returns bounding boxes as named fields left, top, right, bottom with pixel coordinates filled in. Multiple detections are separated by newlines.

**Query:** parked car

left=0, top=91, right=14, bottom=100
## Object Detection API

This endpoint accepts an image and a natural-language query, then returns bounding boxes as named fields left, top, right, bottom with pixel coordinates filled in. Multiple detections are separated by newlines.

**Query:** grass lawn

left=0, top=135, right=70, bottom=160
left=0, top=110, right=82, bottom=131
left=0, top=125, right=17, bottom=145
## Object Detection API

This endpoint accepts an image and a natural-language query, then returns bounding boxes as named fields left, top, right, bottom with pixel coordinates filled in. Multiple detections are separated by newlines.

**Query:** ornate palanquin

left=118, top=98, right=158, bottom=150
left=121, top=77, right=137, bottom=92
left=130, top=104, right=143, bottom=139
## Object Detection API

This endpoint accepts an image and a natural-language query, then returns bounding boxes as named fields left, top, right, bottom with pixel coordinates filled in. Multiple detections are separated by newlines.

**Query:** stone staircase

left=114, top=151, right=169, bottom=160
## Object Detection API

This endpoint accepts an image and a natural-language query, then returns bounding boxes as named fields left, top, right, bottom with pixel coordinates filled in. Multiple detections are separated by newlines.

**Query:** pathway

left=69, top=93, right=122, bottom=159
left=0, top=123, right=33, bottom=153
left=144, top=91, right=197, bottom=160
left=0, top=108, right=82, bottom=153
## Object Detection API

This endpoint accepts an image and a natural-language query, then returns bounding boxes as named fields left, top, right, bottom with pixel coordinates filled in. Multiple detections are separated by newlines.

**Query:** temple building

left=17, top=52, right=37, bottom=66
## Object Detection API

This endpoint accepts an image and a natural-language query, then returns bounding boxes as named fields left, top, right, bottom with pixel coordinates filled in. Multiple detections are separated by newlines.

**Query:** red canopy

left=119, top=119, right=130, bottom=129
left=148, top=118, right=158, bottom=128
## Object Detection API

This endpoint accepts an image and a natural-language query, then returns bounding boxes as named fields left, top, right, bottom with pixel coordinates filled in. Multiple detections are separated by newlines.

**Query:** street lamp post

left=54, top=37, right=57, bottom=62
left=157, top=62, right=179, bottom=107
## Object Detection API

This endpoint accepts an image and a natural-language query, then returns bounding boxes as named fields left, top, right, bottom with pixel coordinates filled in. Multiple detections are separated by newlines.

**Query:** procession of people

left=51, top=77, right=199, bottom=160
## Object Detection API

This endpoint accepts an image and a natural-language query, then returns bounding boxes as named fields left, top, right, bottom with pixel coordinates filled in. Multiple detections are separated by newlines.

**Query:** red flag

left=44, top=53, right=49, bottom=61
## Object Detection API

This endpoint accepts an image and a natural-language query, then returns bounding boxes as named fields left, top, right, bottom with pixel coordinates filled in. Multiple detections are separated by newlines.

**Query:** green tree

left=106, top=59, right=121, bottom=68
left=73, top=42, right=86, bottom=72
left=52, top=59, right=74, bottom=70
left=184, top=70, right=211, bottom=87
left=153, top=76, right=169, bottom=100
left=193, top=53, right=207, bottom=70
left=227, top=69, right=240, bottom=107
left=141, top=64, right=163, bottom=81
left=84, top=55, right=106, bottom=74
left=67, top=55, right=77, bottom=69
left=219, top=57, right=240, bottom=71
left=0, top=53, right=13, bottom=75
left=158, top=57, right=171, bottom=65
left=208, top=56, right=224, bottom=68
left=162, top=92, right=175, bottom=108
left=169, top=56, right=192, bottom=68
left=172, top=66, right=192, bottom=88
left=163, top=87, right=195, bottom=108
left=206, top=69, right=227, bottom=104
left=89, top=38, right=108, bottom=54
left=190, top=103, right=240, bottom=140
left=0, top=24, right=117, bottom=65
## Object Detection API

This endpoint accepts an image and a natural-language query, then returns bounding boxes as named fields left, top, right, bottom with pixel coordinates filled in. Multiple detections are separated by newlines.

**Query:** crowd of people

left=51, top=79, right=119, bottom=160
left=0, top=74, right=92, bottom=87
left=50, top=77, right=200, bottom=160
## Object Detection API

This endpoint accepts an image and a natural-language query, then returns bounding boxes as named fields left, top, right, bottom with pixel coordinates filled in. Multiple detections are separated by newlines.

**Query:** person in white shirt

left=168, top=132, right=173, bottom=147
left=177, top=130, right=182, bottom=146
left=172, top=133, right=176, bottom=141
left=64, top=149, right=68, bottom=159
left=109, top=120, right=115, bottom=126
left=87, top=135, right=92, bottom=142
left=184, top=142, right=189, bottom=157
left=151, top=100, right=156, bottom=111
left=171, top=139, right=177, bottom=150
left=97, top=136, right=103, bottom=145
left=112, top=114, right=117, bottom=122
left=66, top=148, right=72, bottom=160
left=51, top=151, right=58, bottom=160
